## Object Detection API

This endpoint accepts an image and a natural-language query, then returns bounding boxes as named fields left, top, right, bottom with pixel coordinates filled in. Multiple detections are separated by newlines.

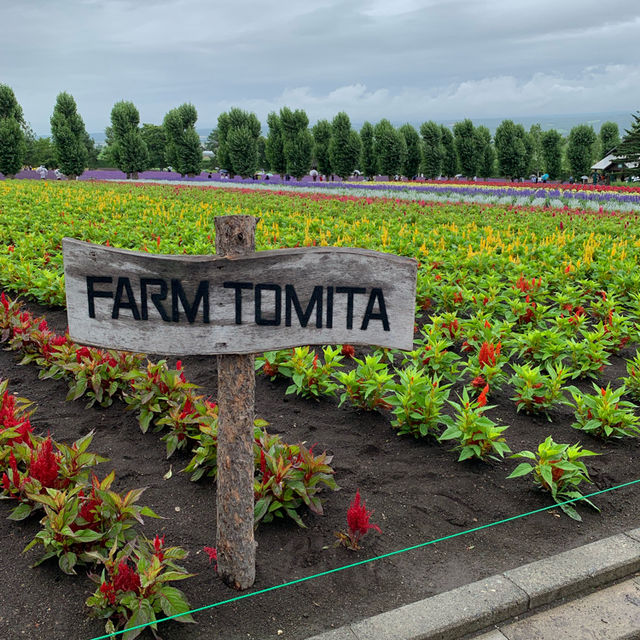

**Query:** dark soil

left=1, top=299, right=639, bottom=640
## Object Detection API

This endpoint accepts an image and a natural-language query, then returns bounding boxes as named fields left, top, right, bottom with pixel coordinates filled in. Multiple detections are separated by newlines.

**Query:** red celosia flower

left=113, top=561, right=141, bottom=594
left=260, top=449, right=267, bottom=476
left=341, top=344, right=355, bottom=358
left=477, top=384, right=489, bottom=408
left=471, top=375, right=485, bottom=388
left=204, top=546, right=218, bottom=570
left=347, top=489, right=381, bottom=543
left=99, top=580, right=116, bottom=605
left=29, top=437, right=60, bottom=488
left=153, top=534, right=165, bottom=562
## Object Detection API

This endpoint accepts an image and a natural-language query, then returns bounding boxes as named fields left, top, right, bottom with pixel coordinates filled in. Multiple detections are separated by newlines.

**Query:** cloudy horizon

left=2, top=0, right=639, bottom=136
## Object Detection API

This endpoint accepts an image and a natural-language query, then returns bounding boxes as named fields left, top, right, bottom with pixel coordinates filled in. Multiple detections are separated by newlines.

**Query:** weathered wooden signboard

left=63, top=238, right=417, bottom=354
left=63, top=216, right=417, bottom=592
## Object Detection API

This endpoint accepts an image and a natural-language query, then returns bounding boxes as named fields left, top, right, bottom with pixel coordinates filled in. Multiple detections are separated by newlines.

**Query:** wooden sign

left=63, top=238, right=418, bottom=355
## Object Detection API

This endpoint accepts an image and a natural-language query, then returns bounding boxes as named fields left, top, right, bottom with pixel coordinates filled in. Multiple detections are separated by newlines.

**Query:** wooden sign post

left=62, top=217, right=417, bottom=591
left=214, top=215, right=257, bottom=589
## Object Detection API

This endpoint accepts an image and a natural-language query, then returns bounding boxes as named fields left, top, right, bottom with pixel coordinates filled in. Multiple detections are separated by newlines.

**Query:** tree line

left=0, top=83, right=637, bottom=181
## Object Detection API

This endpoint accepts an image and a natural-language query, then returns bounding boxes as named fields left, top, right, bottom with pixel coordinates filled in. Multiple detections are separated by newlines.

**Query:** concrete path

left=476, top=577, right=640, bottom=640
left=305, top=527, right=640, bottom=640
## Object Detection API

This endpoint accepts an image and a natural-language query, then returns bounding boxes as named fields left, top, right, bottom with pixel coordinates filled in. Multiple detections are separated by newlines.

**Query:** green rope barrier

left=88, top=477, right=640, bottom=640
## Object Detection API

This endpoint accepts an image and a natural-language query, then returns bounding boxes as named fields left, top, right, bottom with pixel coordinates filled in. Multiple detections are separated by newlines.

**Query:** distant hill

left=86, top=110, right=634, bottom=144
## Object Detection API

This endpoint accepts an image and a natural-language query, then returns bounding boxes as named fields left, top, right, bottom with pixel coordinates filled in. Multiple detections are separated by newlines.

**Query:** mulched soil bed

left=1, top=299, right=639, bottom=640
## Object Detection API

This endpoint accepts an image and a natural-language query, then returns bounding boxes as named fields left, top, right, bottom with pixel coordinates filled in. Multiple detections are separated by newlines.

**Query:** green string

left=88, top=477, right=640, bottom=640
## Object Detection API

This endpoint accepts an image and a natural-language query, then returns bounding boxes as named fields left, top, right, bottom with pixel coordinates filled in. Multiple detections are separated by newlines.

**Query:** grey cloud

left=1, top=0, right=639, bottom=134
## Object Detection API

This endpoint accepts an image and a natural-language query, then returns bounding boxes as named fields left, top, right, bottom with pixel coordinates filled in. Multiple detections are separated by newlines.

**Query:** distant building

left=591, top=151, right=639, bottom=181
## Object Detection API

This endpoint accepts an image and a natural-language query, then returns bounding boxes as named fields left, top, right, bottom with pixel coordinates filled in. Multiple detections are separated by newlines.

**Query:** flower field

left=1, top=178, right=640, bottom=639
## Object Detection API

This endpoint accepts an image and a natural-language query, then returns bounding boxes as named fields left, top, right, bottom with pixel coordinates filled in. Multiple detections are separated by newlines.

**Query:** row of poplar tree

left=0, top=82, right=633, bottom=180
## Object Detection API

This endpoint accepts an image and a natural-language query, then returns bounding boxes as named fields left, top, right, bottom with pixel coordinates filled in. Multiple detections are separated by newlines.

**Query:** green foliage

left=494, top=119, right=528, bottom=179
left=510, top=362, right=571, bottom=416
left=420, top=121, right=442, bottom=178
left=329, top=112, right=361, bottom=179
left=280, top=107, right=313, bottom=179
left=254, top=431, right=338, bottom=527
left=50, top=92, right=89, bottom=179
left=566, top=124, right=597, bottom=177
left=140, top=124, right=167, bottom=169
left=204, top=127, right=218, bottom=167
left=285, top=346, right=344, bottom=399
left=541, top=129, right=563, bottom=179
left=217, top=108, right=261, bottom=178
left=265, top=111, right=287, bottom=177
left=374, top=119, right=407, bottom=178
left=0, top=84, right=25, bottom=122
left=568, top=383, right=640, bottom=439
left=24, top=471, right=159, bottom=575
left=599, top=121, right=620, bottom=155
left=440, top=388, right=510, bottom=461
left=0, top=118, right=26, bottom=177
left=86, top=537, right=195, bottom=639
left=163, top=103, right=202, bottom=176
left=439, top=125, right=457, bottom=177
left=453, top=119, right=476, bottom=177
left=399, top=123, right=422, bottom=178
left=508, top=436, right=599, bottom=520
left=474, top=125, right=495, bottom=178
left=335, top=353, right=394, bottom=411
left=109, top=101, right=149, bottom=177
left=527, top=124, right=544, bottom=176
left=0, top=84, right=26, bottom=177
left=617, top=111, right=640, bottom=176
left=621, top=351, right=640, bottom=399
left=312, top=119, right=332, bottom=177
left=388, top=368, right=450, bottom=438
left=359, top=121, right=376, bottom=179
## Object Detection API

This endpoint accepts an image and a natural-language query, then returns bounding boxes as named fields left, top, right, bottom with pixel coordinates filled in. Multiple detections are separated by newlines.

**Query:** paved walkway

left=305, top=527, right=640, bottom=640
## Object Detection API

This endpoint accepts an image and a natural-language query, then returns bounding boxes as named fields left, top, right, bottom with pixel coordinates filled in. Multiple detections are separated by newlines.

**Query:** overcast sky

left=2, top=0, right=639, bottom=135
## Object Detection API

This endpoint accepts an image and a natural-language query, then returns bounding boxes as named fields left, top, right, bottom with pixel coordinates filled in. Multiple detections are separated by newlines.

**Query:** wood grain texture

left=63, top=238, right=417, bottom=355
left=215, top=215, right=257, bottom=590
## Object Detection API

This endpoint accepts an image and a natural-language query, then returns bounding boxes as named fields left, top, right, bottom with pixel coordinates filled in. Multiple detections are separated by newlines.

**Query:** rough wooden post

left=215, top=215, right=258, bottom=590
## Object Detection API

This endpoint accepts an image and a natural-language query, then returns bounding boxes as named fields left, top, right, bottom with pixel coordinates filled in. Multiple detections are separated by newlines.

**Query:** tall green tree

left=329, top=112, right=361, bottom=180
left=256, top=136, right=268, bottom=170
left=0, top=84, right=26, bottom=178
left=163, top=103, right=202, bottom=176
left=265, top=111, right=287, bottom=178
left=28, top=136, right=57, bottom=168
left=566, top=124, right=597, bottom=177
left=109, top=101, right=149, bottom=178
left=399, top=123, right=422, bottom=179
left=473, top=125, right=495, bottom=179
left=494, top=119, right=528, bottom=179
left=279, top=107, right=313, bottom=179
left=50, top=92, right=89, bottom=179
left=205, top=127, right=218, bottom=168
left=141, top=124, right=167, bottom=169
left=616, top=111, right=640, bottom=177
left=541, top=129, right=563, bottom=179
left=420, top=121, right=442, bottom=179
left=83, top=131, right=99, bottom=169
left=359, top=121, right=376, bottom=179
left=217, top=108, right=261, bottom=178
left=374, top=119, right=406, bottom=178
left=453, top=119, right=476, bottom=177
left=312, top=119, right=332, bottom=178
left=527, top=124, right=544, bottom=177
left=439, top=125, right=457, bottom=177
left=599, top=121, right=620, bottom=155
